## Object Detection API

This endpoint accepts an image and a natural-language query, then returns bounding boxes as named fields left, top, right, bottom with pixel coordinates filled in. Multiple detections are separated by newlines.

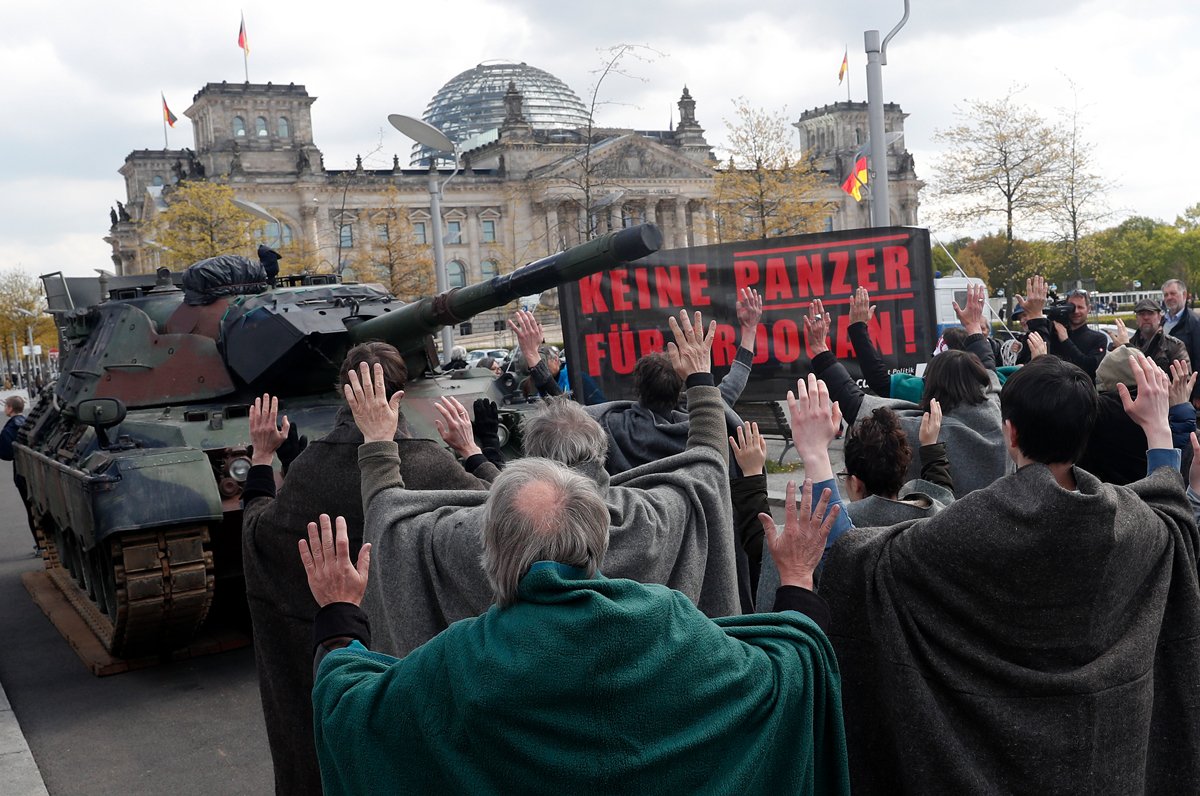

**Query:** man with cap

left=1130, top=297, right=1190, bottom=373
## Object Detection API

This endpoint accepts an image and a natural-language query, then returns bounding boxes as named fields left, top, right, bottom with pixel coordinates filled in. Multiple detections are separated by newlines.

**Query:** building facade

left=107, top=65, right=922, bottom=292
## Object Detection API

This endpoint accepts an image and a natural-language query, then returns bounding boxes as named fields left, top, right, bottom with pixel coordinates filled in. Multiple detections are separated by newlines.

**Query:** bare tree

left=931, top=90, right=1064, bottom=299
left=1044, top=90, right=1115, bottom=288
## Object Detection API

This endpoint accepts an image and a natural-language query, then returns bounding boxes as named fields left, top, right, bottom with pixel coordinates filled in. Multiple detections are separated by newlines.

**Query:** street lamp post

left=863, top=0, right=909, bottom=227
left=231, top=198, right=283, bottom=248
left=388, top=114, right=460, bottom=364
left=15, top=308, right=38, bottom=387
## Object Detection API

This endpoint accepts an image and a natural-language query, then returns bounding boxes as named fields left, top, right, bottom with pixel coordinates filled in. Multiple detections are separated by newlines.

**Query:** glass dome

left=414, top=61, right=591, bottom=165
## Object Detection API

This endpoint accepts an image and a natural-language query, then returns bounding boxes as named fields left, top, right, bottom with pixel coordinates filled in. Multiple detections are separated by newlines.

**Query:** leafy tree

left=357, top=186, right=437, bottom=301
left=710, top=99, right=832, bottom=243
left=931, top=90, right=1064, bottom=299
left=148, top=181, right=264, bottom=268
left=0, top=268, right=55, bottom=380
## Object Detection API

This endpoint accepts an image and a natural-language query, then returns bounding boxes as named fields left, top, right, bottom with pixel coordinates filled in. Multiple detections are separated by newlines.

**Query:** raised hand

left=1109, top=321, right=1130, bottom=346
left=804, top=298, right=831, bottom=356
left=759, top=479, right=840, bottom=591
left=919, top=397, right=942, bottom=446
left=298, top=514, right=370, bottom=608
left=666, top=309, right=716, bottom=379
left=1016, top=275, right=1048, bottom=319
left=736, top=287, right=763, bottom=331
left=508, top=310, right=545, bottom=369
left=1169, top=359, right=1196, bottom=407
left=434, top=396, right=482, bottom=458
left=1027, top=330, right=1047, bottom=359
left=952, top=282, right=988, bottom=335
left=730, top=421, right=768, bottom=476
left=344, top=362, right=403, bottom=444
left=1118, top=351, right=1172, bottom=450
left=849, top=286, right=876, bottom=326
left=786, top=373, right=841, bottom=483
left=250, top=393, right=290, bottom=466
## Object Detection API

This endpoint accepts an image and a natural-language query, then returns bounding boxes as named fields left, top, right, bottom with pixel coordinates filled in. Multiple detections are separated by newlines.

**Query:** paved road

left=0, top=460, right=273, bottom=795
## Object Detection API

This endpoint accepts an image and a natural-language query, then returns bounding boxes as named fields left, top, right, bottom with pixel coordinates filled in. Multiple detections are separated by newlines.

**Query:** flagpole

left=845, top=46, right=851, bottom=102
left=161, top=92, right=168, bottom=149
left=244, top=49, right=249, bottom=82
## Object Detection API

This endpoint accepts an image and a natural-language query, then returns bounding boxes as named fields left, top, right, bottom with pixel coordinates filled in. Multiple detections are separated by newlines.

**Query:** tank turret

left=17, top=223, right=662, bottom=658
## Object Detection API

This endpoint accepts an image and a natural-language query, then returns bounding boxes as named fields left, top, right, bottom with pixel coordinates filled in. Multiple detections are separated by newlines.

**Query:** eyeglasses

left=1067, top=289, right=1089, bottom=299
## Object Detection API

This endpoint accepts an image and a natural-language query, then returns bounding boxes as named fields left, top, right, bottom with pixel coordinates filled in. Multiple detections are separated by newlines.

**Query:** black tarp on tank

left=182, top=256, right=270, bottom=306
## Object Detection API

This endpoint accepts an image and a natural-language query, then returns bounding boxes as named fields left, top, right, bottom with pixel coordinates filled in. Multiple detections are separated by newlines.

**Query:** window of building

left=340, top=224, right=354, bottom=249
left=233, top=116, right=247, bottom=137
left=256, top=117, right=269, bottom=137
left=480, top=259, right=498, bottom=280
left=277, top=116, right=290, bottom=137
left=446, top=220, right=462, bottom=245
left=376, top=224, right=389, bottom=243
left=151, top=175, right=164, bottom=186
left=447, top=260, right=466, bottom=288
left=413, top=221, right=427, bottom=245
left=481, top=219, right=497, bottom=243
left=255, top=222, right=294, bottom=247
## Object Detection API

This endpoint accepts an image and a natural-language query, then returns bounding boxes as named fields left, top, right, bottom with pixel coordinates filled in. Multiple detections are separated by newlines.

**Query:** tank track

left=40, top=526, right=215, bottom=658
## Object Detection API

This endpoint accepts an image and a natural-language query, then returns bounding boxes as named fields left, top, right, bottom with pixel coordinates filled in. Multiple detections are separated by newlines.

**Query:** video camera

left=1044, top=291, right=1077, bottom=327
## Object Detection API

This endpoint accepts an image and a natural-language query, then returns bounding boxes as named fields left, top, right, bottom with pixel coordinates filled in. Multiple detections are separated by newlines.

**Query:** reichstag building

left=106, top=62, right=922, bottom=285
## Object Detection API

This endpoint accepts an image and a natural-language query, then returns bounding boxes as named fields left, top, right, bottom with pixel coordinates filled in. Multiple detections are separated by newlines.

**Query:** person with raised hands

left=729, top=421, right=769, bottom=610
left=807, top=286, right=1006, bottom=498
left=240, top=342, right=496, bottom=796
left=585, top=287, right=764, bottom=476
left=818, top=351, right=1200, bottom=795
left=352, top=307, right=747, bottom=662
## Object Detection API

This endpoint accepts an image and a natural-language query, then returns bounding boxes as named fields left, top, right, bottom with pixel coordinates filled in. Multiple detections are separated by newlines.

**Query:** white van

left=932, top=275, right=987, bottom=339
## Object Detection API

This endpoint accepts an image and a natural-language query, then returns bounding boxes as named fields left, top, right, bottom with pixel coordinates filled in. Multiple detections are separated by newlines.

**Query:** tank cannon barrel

left=348, top=223, right=662, bottom=349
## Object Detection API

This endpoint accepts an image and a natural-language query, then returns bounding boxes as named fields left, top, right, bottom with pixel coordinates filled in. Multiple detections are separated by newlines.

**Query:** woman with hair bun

left=842, top=403, right=955, bottom=526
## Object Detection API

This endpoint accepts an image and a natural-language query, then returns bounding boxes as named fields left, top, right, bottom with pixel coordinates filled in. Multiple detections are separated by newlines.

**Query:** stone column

left=644, top=199, right=657, bottom=229
left=545, top=203, right=560, bottom=253
left=673, top=200, right=688, bottom=248
left=692, top=201, right=709, bottom=246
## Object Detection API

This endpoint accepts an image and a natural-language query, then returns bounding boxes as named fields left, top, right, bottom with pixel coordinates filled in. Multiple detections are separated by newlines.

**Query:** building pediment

left=531, top=134, right=715, bottom=182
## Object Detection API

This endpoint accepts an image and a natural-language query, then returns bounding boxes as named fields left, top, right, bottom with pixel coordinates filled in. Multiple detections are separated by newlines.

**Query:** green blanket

left=313, top=563, right=850, bottom=795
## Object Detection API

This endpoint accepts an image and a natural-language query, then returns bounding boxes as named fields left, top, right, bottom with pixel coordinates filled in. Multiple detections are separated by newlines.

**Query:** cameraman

left=1018, top=276, right=1109, bottom=380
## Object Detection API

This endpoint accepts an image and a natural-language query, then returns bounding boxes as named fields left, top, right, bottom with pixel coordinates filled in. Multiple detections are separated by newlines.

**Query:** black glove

left=277, top=422, right=308, bottom=476
left=473, top=398, right=501, bottom=451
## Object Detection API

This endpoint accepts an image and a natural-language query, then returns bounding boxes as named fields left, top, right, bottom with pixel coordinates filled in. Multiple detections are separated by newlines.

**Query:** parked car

left=468, top=348, right=510, bottom=366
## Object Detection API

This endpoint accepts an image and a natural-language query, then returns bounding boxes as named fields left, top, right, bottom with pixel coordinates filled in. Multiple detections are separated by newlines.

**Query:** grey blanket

left=584, top=349, right=750, bottom=475
left=360, top=384, right=741, bottom=657
left=856, top=371, right=1008, bottom=498
left=819, top=463, right=1200, bottom=794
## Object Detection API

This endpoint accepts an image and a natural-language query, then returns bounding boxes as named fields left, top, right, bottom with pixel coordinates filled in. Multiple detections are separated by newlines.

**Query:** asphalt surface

left=0, top=403, right=828, bottom=796
left=0, top=457, right=273, bottom=796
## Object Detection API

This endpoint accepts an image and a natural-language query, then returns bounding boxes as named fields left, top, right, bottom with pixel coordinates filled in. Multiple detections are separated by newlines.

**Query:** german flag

left=238, top=13, right=250, bottom=55
left=162, top=93, right=177, bottom=128
left=838, top=49, right=848, bottom=84
left=841, top=155, right=868, bottom=201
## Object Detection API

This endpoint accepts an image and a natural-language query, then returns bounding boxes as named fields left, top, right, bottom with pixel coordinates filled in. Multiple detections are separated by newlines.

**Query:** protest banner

left=558, top=226, right=936, bottom=403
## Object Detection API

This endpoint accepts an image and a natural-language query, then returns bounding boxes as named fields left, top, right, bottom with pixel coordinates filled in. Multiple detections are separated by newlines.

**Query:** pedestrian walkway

left=0, top=387, right=49, bottom=793
left=0, top=684, right=48, bottom=795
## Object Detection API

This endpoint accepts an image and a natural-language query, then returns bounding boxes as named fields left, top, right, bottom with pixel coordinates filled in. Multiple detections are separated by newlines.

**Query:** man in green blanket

left=821, top=351, right=1200, bottom=794
left=300, top=316, right=852, bottom=795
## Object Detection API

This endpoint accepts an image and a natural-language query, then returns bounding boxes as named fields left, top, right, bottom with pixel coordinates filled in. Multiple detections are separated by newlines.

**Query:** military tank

left=16, top=223, right=662, bottom=658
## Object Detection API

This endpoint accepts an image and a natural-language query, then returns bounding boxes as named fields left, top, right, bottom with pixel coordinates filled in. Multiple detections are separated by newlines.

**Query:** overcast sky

left=1, top=0, right=1196, bottom=279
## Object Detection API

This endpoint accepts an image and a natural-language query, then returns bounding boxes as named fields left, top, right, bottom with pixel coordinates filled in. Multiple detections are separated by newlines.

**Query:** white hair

left=480, top=458, right=610, bottom=606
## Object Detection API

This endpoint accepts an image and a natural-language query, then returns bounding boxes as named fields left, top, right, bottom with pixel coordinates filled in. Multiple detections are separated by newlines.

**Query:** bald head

left=481, top=458, right=610, bottom=606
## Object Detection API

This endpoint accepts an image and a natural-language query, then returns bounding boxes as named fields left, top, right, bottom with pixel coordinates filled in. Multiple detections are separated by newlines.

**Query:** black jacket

left=1026, top=317, right=1109, bottom=379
